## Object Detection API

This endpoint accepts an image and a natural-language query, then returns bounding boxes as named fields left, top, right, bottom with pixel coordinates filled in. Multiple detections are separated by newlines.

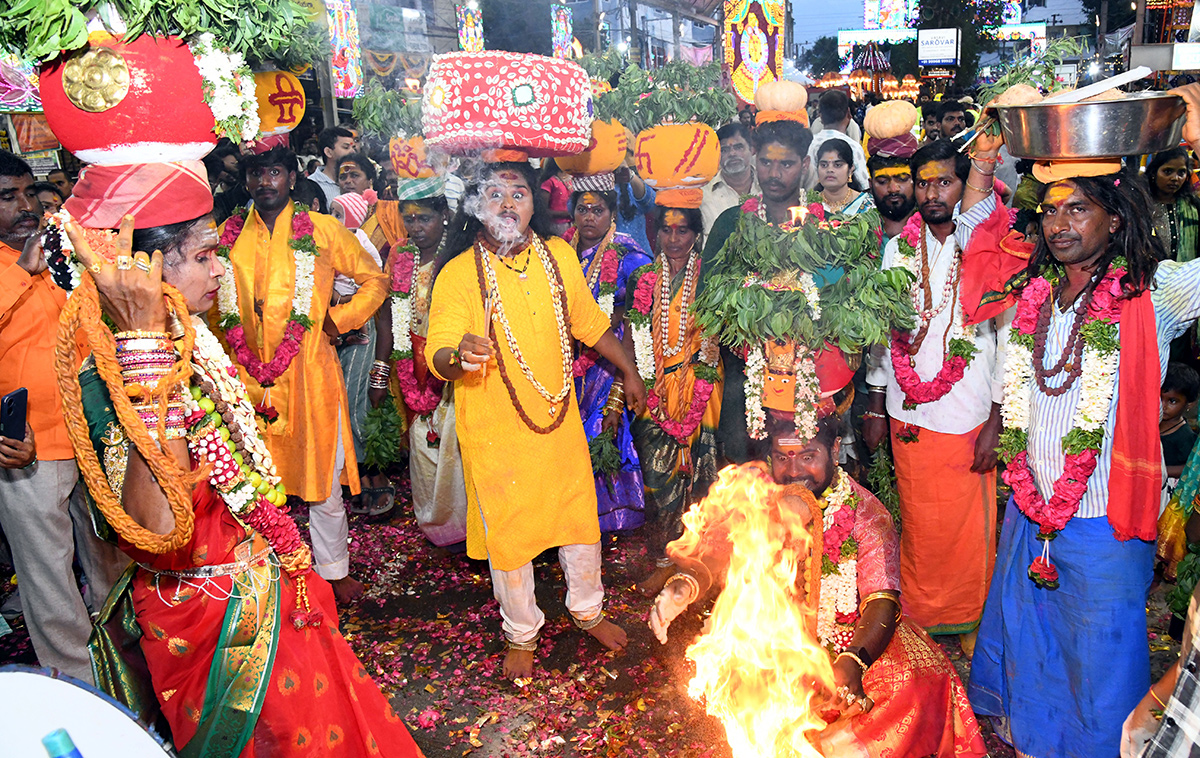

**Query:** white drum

left=0, top=665, right=169, bottom=757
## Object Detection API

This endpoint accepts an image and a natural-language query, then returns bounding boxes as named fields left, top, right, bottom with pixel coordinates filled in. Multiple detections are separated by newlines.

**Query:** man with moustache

left=702, top=118, right=814, bottom=465
left=215, top=146, right=386, bottom=604
left=863, top=139, right=1011, bottom=655
left=968, top=85, right=1200, bottom=758
left=937, top=100, right=969, bottom=141
left=0, top=149, right=128, bottom=682
left=866, top=143, right=918, bottom=248
left=700, top=122, right=759, bottom=235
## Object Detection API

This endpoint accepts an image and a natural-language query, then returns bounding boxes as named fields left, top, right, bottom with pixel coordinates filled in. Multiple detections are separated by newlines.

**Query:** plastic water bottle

left=41, top=729, right=84, bottom=758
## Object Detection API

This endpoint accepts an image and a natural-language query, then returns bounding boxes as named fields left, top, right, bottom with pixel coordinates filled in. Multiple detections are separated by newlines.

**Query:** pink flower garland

left=1001, top=266, right=1126, bottom=588
left=646, top=377, right=714, bottom=446
left=889, top=335, right=968, bottom=406
left=630, top=269, right=656, bottom=318
left=220, top=204, right=317, bottom=388
left=392, top=245, right=417, bottom=294
left=821, top=501, right=857, bottom=564
left=395, top=357, right=442, bottom=415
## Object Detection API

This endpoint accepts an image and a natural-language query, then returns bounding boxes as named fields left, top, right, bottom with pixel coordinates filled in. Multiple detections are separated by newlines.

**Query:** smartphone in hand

left=1, top=388, right=28, bottom=441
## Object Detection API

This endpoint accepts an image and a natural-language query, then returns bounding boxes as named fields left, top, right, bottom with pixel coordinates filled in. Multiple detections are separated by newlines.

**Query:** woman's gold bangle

left=859, top=591, right=900, bottom=613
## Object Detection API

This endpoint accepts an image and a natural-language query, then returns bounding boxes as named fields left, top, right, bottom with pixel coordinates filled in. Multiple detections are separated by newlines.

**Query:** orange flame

left=788, top=205, right=810, bottom=226
left=671, top=465, right=836, bottom=757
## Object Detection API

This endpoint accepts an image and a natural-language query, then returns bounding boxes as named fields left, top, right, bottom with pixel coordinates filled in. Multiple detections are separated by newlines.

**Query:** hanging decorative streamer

left=327, top=0, right=364, bottom=98
left=457, top=6, right=485, bottom=52
left=551, top=5, right=573, bottom=58
left=0, top=53, right=40, bottom=113
left=722, top=0, right=783, bottom=106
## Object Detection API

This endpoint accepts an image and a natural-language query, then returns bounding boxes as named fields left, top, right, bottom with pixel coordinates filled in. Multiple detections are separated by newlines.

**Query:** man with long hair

left=967, top=90, right=1200, bottom=757
left=425, top=160, right=647, bottom=680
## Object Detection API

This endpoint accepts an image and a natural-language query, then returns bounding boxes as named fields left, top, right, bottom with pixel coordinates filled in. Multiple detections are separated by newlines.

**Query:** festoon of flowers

left=188, top=32, right=260, bottom=143
left=816, top=467, right=861, bottom=651
left=889, top=213, right=977, bottom=408
left=573, top=227, right=626, bottom=378
left=997, top=265, right=1125, bottom=590
left=184, top=317, right=323, bottom=629
left=627, top=255, right=718, bottom=447
left=216, top=204, right=317, bottom=409
left=389, top=242, right=442, bottom=416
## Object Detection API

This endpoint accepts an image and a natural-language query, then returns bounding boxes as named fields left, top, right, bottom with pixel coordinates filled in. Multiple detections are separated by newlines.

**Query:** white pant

left=308, top=417, right=349, bottom=581
left=0, top=459, right=128, bottom=683
left=490, top=542, right=604, bottom=646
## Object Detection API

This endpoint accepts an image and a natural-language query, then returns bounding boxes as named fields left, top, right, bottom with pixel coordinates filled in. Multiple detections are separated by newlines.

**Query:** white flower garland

left=892, top=238, right=972, bottom=345
left=792, top=347, right=819, bottom=442
left=744, top=346, right=767, bottom=439
left=797, top=272, right=822, bottom=321
left=189, top=33, right=260, bottom=143
left=815, top=468, right=859, bottom=648
left=46, top=209, right=82, bottom=293
left=632, top=321, right=655, bottom=386
left=1000, top=341, right=1035, bottom=431
left=1000, top=326, right=1118, bottom=441
left=184, top=318, right=282, bottom=512
left=391, top=247, right=421, bottom=359
left=598, top=292, right=615, bottom=320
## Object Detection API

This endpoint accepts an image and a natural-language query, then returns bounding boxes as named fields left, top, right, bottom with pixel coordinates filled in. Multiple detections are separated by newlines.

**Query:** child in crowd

left=1162, top=362, right=1199, bottom=483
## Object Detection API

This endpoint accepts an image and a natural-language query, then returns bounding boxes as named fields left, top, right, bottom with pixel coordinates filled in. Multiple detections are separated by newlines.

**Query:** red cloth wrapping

left=866, top=134, right=919, bottom=159
left=960, top=196, right=1034, bottom=326
left=1109, top=292, right=1162, bottom=541
left=65, top=161, right=214, bottom=230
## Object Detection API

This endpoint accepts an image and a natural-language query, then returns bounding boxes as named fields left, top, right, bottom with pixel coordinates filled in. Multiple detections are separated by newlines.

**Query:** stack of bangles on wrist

left=664, top=572, right=700, bottom=603
left=369, top=360, right=391, bottom=390
left=604, top=381, right=625, bottom=415
left=967, top=152, right=997, bottom=193
left=115, top=330, right=186, bottom=440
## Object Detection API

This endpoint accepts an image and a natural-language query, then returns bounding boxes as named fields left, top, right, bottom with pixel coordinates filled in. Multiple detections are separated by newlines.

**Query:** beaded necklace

left=659, top=250, right=700, bottom=358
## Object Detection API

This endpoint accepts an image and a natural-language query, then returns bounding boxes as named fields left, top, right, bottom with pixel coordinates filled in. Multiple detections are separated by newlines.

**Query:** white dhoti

left=489, top=541, right=605, bottom=647
left=408, top=393, right=468, bottom=547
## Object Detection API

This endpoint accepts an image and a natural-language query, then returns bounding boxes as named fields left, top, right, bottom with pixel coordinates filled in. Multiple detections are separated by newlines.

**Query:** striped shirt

left=1028, top=259, right=1200, bottom=519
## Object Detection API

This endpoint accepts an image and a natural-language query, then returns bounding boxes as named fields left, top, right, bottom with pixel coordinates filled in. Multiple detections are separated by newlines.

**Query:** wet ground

left=0, top=486, right=1182, bottom=757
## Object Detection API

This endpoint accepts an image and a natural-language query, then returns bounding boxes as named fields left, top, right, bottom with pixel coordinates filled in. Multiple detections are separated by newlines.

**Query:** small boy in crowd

left=1162, top=363, right=1199, bottom=482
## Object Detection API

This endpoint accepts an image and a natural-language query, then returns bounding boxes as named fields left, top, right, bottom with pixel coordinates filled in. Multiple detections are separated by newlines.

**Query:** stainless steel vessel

left=996, top=91, right=1186, bottom=159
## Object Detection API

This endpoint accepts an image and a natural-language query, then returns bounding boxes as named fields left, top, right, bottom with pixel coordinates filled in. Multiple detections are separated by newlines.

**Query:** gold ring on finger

left=116, top=256, right=134, bottom=270
left=134, top=258, right=152, bottom=273
left=89, top=262, right=102, bottom=274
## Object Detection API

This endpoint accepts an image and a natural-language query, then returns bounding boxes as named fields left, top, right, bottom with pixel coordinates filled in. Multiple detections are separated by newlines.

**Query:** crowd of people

left=9, top=64, right=1200, bottom=758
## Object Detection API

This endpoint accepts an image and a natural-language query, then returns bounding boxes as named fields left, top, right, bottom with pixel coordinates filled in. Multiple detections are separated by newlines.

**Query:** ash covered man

left=862, top=139, right=1012, bottom=653
left=425, top=160, right=647, bottom=680
left=648, top=408, right=987, bottom=758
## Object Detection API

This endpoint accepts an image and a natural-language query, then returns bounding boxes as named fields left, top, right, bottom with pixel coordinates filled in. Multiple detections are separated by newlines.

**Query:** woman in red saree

left=55, top=205, right=424, bottom=758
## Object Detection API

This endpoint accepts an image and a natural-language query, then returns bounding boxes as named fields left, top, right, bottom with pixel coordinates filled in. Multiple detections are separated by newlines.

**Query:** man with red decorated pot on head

left=25, top=18, right=425, bottom=756
left=861, top=138, right=1013, bottom=657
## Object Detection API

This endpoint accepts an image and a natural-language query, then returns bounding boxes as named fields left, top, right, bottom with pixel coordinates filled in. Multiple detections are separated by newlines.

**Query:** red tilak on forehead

left=495, top=171, right=521, bottom=182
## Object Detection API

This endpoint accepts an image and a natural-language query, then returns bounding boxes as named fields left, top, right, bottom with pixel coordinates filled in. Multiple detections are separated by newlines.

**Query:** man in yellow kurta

left=215, top=146, right=387, bottom=603
left=425, top=162, right=647, bottom=680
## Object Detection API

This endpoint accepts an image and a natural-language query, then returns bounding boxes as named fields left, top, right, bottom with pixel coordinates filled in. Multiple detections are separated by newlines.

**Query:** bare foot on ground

left=503, top=648, right=534, bottom=680
left=586, top=619, right=628, bottom=651
left=330, top=576, right=365, bottom=605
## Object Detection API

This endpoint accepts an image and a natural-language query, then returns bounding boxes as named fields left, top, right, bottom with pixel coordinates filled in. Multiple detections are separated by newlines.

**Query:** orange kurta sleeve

left=324, top=221, right=387, bottom=333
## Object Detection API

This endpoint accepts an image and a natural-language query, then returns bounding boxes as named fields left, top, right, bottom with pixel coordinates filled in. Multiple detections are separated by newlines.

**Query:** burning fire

left=673, top=465, right=836, bottom=757
left=788, top=205, right=810, bottom=226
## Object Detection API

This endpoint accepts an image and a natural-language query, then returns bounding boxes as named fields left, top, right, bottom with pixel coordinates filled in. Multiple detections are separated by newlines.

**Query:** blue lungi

left=968, top=497, right=1154, bottom=758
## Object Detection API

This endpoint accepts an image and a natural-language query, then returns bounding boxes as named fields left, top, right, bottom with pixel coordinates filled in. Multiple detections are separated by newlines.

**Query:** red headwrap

left=64, top=161, right=214, bottom=229
left=866, top=133, right=919, bottom=159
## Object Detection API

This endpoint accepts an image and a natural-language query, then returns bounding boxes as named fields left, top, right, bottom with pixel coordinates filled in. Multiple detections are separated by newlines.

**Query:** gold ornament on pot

left=63, top=47, right=130, bottom=113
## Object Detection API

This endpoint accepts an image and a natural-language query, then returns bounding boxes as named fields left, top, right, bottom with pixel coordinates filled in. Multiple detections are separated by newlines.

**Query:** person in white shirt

left=700, top=122, right=759, bottom=235
left=810, top=89, right=863, bottom=142
left=863, top=139, right=1011, bottom=656
left=312, top=126, right=356, bottom=207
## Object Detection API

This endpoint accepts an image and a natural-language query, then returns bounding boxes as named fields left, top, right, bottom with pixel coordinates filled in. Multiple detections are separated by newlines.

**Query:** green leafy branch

left=0, top=0, right=324, bottom=69
left=599, top=61, right=735, bottom=133
left=979, top=35, right=1089, bottom=106
left=352, top=80, right=423, bottom=140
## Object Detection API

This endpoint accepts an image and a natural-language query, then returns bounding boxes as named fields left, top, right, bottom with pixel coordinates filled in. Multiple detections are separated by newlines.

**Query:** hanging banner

left=723, top=0, right=783, bottom=105
left=327, top=0, right=364, bottom=98
left=457, top=6, right=485, bottom=52
left=552, top=5, right=574, bottom=58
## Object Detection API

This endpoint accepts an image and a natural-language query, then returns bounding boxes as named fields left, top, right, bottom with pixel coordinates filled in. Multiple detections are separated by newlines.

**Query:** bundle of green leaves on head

left=966, top=36, right=1089, bottom=143
left=691, top=195, right=915, bottom=440
left=0, top=0, right=324, bottom=70
left=598, top=61, right=737, bottom=133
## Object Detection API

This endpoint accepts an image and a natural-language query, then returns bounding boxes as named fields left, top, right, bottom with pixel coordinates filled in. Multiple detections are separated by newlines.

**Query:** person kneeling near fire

left=648, top=408, right=987, bottom=758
